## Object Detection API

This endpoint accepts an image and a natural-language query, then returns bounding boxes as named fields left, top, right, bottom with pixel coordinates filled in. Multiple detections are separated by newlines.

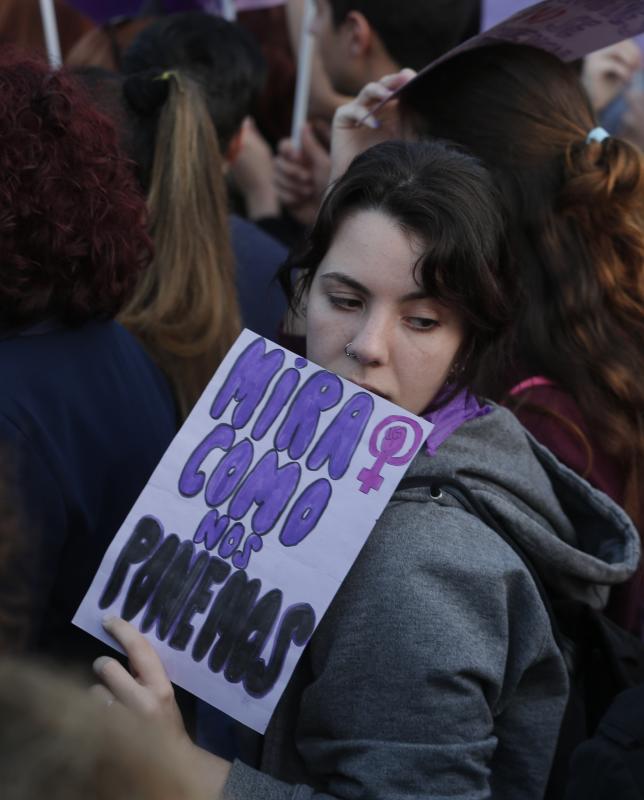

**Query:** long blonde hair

left=119, top=71, right=241, bottom=421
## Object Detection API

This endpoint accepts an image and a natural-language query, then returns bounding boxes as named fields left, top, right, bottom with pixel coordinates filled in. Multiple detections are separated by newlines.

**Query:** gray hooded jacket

left=224, top=406, right=639, bottom=800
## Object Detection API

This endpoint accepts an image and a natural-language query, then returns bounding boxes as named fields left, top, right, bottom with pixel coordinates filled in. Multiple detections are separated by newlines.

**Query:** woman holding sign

left=94, top=139, right=639, bottom=799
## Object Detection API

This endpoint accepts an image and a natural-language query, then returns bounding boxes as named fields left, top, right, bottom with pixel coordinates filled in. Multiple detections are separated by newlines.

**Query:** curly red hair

left=0, top=51, right=152, bottom=326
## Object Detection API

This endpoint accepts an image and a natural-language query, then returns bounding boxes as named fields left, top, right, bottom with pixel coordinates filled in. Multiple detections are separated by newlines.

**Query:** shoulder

left=0, top=320, right=176, bottom=438
left=229, top=214, right=287, bottom=262
left=330, top=485, right=553, bottom=659
left=376, top=483, right=546, bottom=596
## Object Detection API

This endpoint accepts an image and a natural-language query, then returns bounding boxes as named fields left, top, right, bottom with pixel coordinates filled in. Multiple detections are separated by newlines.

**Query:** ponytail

left=119, top=71, right=241, bottom=421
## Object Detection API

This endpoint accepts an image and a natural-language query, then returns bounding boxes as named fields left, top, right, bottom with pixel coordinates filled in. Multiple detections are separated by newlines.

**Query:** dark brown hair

left=403, top=44, right=644, bottom=527
left=327, top=0, right=480, bottom=71
left=281, top=139, right=514, bottom=404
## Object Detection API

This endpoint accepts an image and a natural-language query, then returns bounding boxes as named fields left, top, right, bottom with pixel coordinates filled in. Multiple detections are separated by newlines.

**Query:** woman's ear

left=343, top=11, right=374, bottom=59
left=224, top=126, right=245, bottom=166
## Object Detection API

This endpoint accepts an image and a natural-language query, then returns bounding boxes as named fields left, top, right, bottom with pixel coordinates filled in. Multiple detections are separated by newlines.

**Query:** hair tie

left=155, top=69, right=184, bottom=94
left=586, top=127, right=610, bottom=144
left=156, top=70, right=177, bottom=83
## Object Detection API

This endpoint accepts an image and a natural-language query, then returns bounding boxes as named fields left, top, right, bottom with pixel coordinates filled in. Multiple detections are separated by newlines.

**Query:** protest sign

left=369, top=0, right=644, bottom=120
left=74, top=330, right=433, bottom=734
left=456, top=0, right=644, bottom=63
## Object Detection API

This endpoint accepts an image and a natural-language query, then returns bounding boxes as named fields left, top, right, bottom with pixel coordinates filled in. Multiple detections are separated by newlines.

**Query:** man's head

left=311, top=0, right=480, bottom=96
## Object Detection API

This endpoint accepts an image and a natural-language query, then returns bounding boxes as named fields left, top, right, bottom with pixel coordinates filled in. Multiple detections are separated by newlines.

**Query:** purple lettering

left=210, top=337, right=284, bottom=429
left=251, top=368, right=300, bottom=441
left=279, top=478, right=332, bottom=547
left=232, top=533, right=263, bottom=570
left=307, top=392, right=373, bottom=479
left=275, top=371, right=343, bottom=460
left=218, top=522, right=245, bottom=559
left=178, top=423, right=234, bottom=498
left=193, top=509, right=230, bottom=551
left=228, top=450, right=301, bottom=534
left=205, top=439, right=254, bottom=507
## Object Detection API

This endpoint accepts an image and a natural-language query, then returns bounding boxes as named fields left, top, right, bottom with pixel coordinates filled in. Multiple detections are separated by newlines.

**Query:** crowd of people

left=0, top=1, right=643, bottom=799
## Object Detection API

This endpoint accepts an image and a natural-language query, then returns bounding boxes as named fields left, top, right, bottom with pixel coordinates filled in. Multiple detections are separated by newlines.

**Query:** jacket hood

left=398, top=404, right=640, bottom=610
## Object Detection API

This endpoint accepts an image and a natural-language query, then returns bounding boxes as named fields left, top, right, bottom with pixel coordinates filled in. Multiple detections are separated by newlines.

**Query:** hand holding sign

left=329, top=70, right=415, bottom=183
left=75, top=331, right=433, bottom=733
left=94, top=616, right=231, bottom=800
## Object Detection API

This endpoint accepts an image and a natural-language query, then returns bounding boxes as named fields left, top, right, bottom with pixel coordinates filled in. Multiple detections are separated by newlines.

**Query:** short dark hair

left=328, top=0, right=480, bottom=71
left=281, top=139, right=514, bottom=399
left=122, top=11, right=265, bottom=152
left=0, top=53, right=151, bottom=327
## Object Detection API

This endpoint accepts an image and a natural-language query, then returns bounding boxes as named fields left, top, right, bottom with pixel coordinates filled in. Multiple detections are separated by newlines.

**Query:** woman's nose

left=349, top=315, right=390, bottom=366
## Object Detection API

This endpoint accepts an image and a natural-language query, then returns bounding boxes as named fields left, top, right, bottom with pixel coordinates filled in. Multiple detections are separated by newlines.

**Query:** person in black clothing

left=0, top=52, right=177, bottom=662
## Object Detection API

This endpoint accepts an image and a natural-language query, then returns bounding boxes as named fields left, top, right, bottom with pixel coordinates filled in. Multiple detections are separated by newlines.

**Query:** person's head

left=311, top=0, right=480, bottom=96
left=282, top=140, right=512, bottom=415
left=0, top=51, right=151, bottom=329
left=0, top=658, right=207, bottom=800
left=402, top=43, right=644, bottom=521
left=122, top=11, right=265, bottom=165
left=115, top=66, right=242, bottom=422
left=74, top=17, right=253, bottom=421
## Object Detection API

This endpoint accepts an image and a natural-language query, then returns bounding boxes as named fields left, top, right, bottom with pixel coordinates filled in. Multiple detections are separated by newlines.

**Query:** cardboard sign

left=74, top=331, right=433, bottom=734
left=377, top=0, right=644, bottom=113
left=456, top=0, right=644, bottom=63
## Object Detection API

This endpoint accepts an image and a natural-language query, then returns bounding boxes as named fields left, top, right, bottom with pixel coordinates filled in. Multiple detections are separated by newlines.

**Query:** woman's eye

left=405, top=316, right=438, bottom=331
left=328, top=295, right=362, bottom=311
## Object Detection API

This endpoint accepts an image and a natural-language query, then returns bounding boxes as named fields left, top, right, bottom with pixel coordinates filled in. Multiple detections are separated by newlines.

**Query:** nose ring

left=344, top=342, right=358, bottom=360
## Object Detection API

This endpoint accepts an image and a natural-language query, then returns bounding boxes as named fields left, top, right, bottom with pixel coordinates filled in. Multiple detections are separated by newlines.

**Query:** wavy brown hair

left=403, top=43, right=644, bottom=530
left=118, top=71, right=240, bottom=421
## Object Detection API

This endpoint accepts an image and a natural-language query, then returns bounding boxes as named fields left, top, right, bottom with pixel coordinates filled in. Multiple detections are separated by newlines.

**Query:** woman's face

left=306, top=210, right=465, bottom=415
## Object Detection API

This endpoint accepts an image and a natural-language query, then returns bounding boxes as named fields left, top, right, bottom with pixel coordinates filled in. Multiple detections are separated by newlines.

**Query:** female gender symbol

left=357, top=415, right=424, bottom=494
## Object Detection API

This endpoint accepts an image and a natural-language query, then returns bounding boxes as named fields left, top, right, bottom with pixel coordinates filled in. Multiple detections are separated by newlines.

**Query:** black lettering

left=244, top=603, right=316, bottom=697
left=224, top=589, right=283, bottom=684
left=141, top=541, right=209, bottom=640
left=191, top=570, right=261, bottom=671
left=99, top=516, right=163, bottom=609
left=169, top=556, right=231, bottom=651
left=121, top=534, right=180, bottom=621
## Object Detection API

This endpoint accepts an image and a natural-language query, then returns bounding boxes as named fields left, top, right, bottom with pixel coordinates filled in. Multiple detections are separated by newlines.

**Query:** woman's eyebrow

left=320, top=272, right=371, bottom=296
left=320, top=272, right=429, bottom=303
left=400, top=289, right=429, bottom=302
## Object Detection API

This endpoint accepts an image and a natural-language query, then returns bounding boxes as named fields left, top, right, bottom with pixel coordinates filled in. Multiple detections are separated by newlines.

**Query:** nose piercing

left=345, top=342, right=358, bottom=359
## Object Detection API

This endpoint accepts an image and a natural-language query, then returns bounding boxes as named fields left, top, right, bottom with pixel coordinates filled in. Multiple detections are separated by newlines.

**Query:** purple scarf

left=423, top=389, right=492, bottom=456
